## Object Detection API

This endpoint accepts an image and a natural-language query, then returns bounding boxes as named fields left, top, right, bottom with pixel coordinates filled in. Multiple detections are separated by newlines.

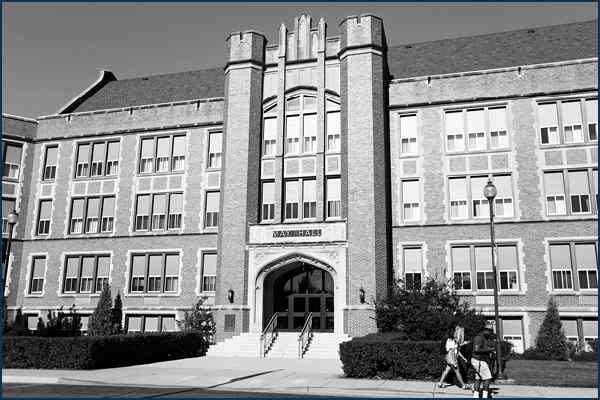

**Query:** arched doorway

left=262, top=261, right=334, bottom=332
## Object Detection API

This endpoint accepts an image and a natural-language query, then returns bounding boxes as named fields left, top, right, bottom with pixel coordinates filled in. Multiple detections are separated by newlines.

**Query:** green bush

left=339, top=334, right=444, bottom=379
left=3, top=332, right=208, bottom=369
left=177, top=299, right=216, bottom=344
left=534, top=297, right=569, bottom=360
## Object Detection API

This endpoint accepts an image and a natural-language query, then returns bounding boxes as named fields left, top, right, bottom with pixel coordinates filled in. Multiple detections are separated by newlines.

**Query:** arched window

left=285, top=94, right=317, bottom=155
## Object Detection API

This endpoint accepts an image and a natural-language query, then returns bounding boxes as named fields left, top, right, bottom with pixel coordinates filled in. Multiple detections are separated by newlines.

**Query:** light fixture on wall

left=227, top=289, right=234, bottom=304
left=359, top=287, right=366, bottom=304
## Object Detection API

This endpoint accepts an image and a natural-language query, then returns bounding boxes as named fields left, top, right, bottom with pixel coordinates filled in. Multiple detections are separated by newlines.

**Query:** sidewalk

left=3, top=356, right=597, bottom=398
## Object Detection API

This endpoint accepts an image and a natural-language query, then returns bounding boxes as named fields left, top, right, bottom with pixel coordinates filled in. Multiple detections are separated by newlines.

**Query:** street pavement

left=3, top=356, right=597, bottom=398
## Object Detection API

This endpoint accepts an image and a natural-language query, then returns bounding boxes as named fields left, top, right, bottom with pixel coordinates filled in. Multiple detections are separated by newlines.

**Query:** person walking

left=470, top=324, right=496, bottom=398
left=438, top=325, right=469, bottom=389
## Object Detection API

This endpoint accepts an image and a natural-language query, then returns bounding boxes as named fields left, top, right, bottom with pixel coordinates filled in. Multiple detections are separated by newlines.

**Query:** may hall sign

left=249, top=222, right=346, bottom=244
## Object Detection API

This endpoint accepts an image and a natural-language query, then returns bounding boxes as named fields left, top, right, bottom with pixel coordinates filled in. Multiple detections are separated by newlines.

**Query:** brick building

left=2, top=15, right=597, bottom=353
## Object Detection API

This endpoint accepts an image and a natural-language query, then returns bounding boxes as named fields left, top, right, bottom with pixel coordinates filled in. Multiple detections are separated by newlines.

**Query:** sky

left=2, top=2, right=597, bottom=118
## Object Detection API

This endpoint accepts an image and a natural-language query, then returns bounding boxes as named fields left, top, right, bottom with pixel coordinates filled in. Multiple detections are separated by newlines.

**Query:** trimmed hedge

left=339, top=333, right=444, bottom=379
left=4, top=332, right=208, bottom=369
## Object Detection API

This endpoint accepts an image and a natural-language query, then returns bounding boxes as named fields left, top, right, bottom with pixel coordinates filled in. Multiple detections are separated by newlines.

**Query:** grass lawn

left=502, top=359, right=597, bottom=388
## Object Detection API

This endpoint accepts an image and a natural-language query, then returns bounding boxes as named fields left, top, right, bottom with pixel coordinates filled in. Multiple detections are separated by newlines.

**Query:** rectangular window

left=539, top=103, right=559, bottom=145
left=129, top=253, right=179, bottom=294
left=90, top=142, right=106, bottom=176
left=261, top=182, right=275, bottom=221
left=285, top=115, right=300, bottom=154
left=85, top=198, right=100, bottom=233
left=502, top=318, right=524, bottom=353
left=43, top=146, right=58, bottom=181
left=402, top=180, right=420, bottom=222
left=70, top=199, right=84, bottom=234
left=568, top=171, right=591, bottom=214
left=467, top=109, right=486, bottom=150
left=167, top=193, right=183, bottom=230
left=3, top=143, right=22, bottom=179
left=550, top=244, right=573, bottom=290
left=575, top=243, right=597, bottom=290
left=326, top=111, right=341, bottom=153
left=475, top=246, right=495, bottom=290
left=208, top=132, right=222, bottom=168
left=37, top=200, right=52, bottom=235
left=285, top=180, right=300, bottom=220
left=63, top=255, right=110, bottom=294
left=139, top=138, right=155, bottom=173
left=399, top=115, right=417, bottom=155
left=303, top=114, right=317, bottom=153
left=29, top=257, right=46, bottom=294
left=135, top=195, right=151, bottom=230
left=2, top=198, right=16, bottom=234
left=204, top=191, right=220, bottom=228
left=403, top=247, right=422, bottom=290
left=126, top=315, right=177, bottom=333
left=127, top=316, right=142, bottom=333
left=201, top=253, right=217, bottom=292
left=171, top=136, right=185, bottom=171
left=70, top=196, right=114, bottom=234
left=489, top=107, right=508, bottom=149
left=106, top=141, right=120, bottom=175
left=162, top=316, right=177, bottom=332
left=263, top=118, right=277, bottom=157
left=586, top=99, right=597, bottom=141
left=155, top=137, right=170, bottom=172
left=452, top=247, right=471, bottom=290
left=302, top=180, right=316, bottom=219
left=326, top=177, right=341, bottom=219
left=494, top=175, right=514, bottom=217
left=151, top=194, right=167, bottom=230
left=562, top=101, right=583, bottom=144
left=544, top=172, right=566, bottom=215
left=498, top=245, right=519, bottom=291
left=449, top=178, right=468, bottom=219
left=446, top=111, right=465, bottom=151
left=471, top=176, right=490, bottom=218
left=76, top=144, right=90, bottom=178
left=101, top=197, right=115, bottom=233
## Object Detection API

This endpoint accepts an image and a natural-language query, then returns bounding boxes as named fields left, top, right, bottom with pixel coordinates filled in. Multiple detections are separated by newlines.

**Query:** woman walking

left=438, top=325, right=470, bottom=389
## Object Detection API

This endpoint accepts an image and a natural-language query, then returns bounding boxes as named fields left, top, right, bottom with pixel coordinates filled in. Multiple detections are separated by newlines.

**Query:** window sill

left=136, top=171, right=185, bottom=178
left=72, top=175, right=118, bottom=182
left=205, top=167, right=221, bottom=172
left=398, top=154, right=420, bottom=159
left=540, top=142, right=597, bottom=150
left=543, top=215, right=597, bottom=221
left=199, top=292, right=216, bottom=297
left=3, top=177, right=20, bottom=183
left=455, top=290, right=526, bottom=296
left=25, top=293, right=44, bottom=298
left=445, top=148, right=511, bottom=156
left=448, top=217, right=518, bottom=224
left=132, top=230, right=184, bottom=235
left=40, top=180, right=55, bottom=184
left=124, top=293, right=181, bottom=298
left=58, top=293, right=101, bottom=298
left=551, top=290, right=598, bottom=296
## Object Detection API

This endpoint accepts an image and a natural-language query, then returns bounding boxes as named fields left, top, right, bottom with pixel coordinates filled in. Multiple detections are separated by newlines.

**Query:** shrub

left=534, top=297, right=569, bottom=360
left=6, top=308, right=30, bottom=336
left=88, top=284, right=114, bottom=336
left=339, top=334, right=444, bottom=379
left=41, top=306, right=82, bottom=337
left=178, top=299, right=216, bottom=344
left=112, top=292, right=123, bottom=333
left=3, top=332, right=208, bottom=369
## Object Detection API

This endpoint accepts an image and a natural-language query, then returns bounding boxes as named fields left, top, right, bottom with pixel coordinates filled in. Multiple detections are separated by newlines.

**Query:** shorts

left=470, top=358, right=492, bottom=380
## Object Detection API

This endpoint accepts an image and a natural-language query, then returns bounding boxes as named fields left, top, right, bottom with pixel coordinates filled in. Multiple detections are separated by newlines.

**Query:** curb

left=3, top=375, right=61, bottom=385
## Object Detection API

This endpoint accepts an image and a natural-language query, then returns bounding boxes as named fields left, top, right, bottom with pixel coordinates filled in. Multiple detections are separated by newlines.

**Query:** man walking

left=470, top=324, right=495, bottom=398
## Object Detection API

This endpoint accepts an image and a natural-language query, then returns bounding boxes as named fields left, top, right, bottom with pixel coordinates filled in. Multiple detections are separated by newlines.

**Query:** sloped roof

left=387, top=20, right=597, bottom=80
left=70, top=67, right=224, bottom=113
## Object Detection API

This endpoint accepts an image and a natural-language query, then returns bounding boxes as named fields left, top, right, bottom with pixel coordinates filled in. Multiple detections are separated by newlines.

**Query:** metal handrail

left=298, top=312, right=314, bottom=358
left=260, top=312, right=279, bottom=357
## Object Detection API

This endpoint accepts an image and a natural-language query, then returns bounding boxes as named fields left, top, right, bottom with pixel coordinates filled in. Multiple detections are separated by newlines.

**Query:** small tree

left=112, top=292, right=123, bottom=334
left=88, top=283, right=114, bottom=336
left=178, top=298, right=216, bottom=344
left=535, top=297, right=569, bottom=360
left=9, top=308, right=30, bottom=336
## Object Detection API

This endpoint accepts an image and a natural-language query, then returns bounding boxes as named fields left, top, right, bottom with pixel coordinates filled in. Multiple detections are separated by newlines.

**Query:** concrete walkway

left=3, top=356, right=597, bottom=398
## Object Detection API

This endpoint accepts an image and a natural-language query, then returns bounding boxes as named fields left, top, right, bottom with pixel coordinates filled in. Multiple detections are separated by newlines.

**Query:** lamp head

left=7, top=210, right=19, bottom=225
left=483, top=179, right=497, bottom=201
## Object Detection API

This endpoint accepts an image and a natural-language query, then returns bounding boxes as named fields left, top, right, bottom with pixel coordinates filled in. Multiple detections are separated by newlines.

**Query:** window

left=543, top=169, right=596, bottom=216
left=326, top=111, right=341, bottom=153
left=138, top=135, right=185, bottom=174
left=586, top=99, right=597, bottom=141
left=575, top=243, right=597, bottom=290
left=285, top=94, right=316, bottom=155
left=501, top=318, right=524, bottom=353
left=29, top=256, right=46, bottom=294
left=550, top=244, right=573, bottom=290
left=489, top=108, right=508, bottom=149
left=399, top=115, right=418, bottom=155
left=302, top=180, right=316, bottom=219
left=204, top=191, right=220, bottom=228
left=452, top=247, right=471, bottom=290
left=126, top=315, right=177, bottom=333
left=326, top=177, right=341, bottom=219
left=75, top=140, right=120, bottom=178
left=3, top=143, right=22, bottom=179
left=42, top=146, right=58, bottom=181
left=263, top=118, right=277, bottom=157
left=36, top=200, right=52, bottom=235
left=134, top=193, right=183, bottom=232
left=538, top=99, right=597, bottom=145
left=69, top=196, right=115, bottom=234
left=446, top=111, right=465, bottom=152
left=403, top=247, right=422, bottom=290
left=475, top=246, right=495, bottom=290
left=449, top=178, right=468, bottom=219
left=2, top=198, right=16, bottom=234
left=261, top=182, right=275, bottom=221
left=129, top=253, right=179, bottom=293
left=208, top=132, right=222, bottom=169
left=62, top=255, right=110, bottom=294
left=498, top=245, right=519, bottom=290
left=467, top=109, right=486, bottom=151
left=285, top=180, right=300, bottom=220
left=201, top=253, right=217, bottom=292
left=449, top=175, right=514, bottom=220
left=562, top=318, right=598, bottom=351
left=401, top=180, right=420, bottom=222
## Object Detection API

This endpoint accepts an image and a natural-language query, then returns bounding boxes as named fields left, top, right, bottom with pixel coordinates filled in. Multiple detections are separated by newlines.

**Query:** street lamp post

left=483, top=180, right=507, bottom=380
left=3, top=210, right=19, bottom=311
